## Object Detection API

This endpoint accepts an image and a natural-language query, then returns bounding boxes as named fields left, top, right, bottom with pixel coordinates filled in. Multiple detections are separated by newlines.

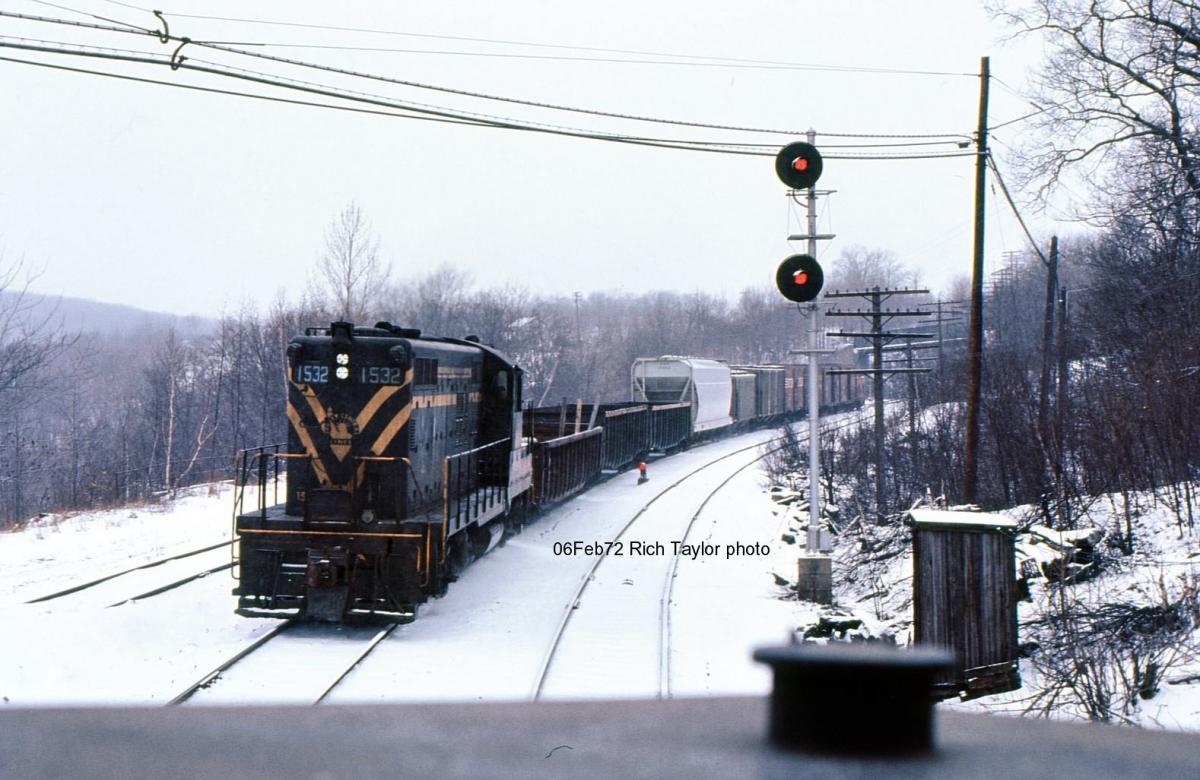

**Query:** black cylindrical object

left=753, top=643, right=953, bottom=755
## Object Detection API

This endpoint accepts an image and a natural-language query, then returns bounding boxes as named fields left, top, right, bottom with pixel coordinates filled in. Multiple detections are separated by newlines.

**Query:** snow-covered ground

left=0, top=426, right=832, bottom=708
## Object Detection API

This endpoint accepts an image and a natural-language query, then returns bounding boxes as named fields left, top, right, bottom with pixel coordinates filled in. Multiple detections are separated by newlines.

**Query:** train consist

left=232, top=323, right=865, bottom=622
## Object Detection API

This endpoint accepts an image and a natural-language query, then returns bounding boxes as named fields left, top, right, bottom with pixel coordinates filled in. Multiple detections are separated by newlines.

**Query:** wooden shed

left=909, top=509, right=1021, bottom=700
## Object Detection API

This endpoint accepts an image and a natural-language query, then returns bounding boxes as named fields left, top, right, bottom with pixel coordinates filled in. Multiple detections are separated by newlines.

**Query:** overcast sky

left=1, top=1, right=1069, bottom=316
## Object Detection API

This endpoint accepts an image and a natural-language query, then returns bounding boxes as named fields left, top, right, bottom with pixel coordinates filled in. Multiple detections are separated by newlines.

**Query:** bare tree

left=992, top=0, right=1200, bottom=225
left=0, top=252, right=73, bottom=394
left=308, top=203, right=390, bottom=322
left=825, top=245, right=921, bottom=291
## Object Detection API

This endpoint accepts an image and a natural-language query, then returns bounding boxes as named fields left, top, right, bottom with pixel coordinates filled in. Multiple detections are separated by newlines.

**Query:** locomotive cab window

left=414, top=358, right=438, bottom=386
left=494, top=370, right=509, bottom=400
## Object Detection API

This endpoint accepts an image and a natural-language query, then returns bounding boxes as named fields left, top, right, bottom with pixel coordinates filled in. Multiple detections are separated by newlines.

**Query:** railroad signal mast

left=775, top=133, right=835, bottom=602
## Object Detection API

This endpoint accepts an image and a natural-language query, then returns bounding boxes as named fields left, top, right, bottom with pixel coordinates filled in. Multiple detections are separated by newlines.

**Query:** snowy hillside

left=787, top=484, right=1200, bottom=731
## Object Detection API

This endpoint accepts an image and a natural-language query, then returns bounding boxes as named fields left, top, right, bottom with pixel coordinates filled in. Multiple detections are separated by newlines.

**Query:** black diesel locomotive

left=234, top=322, right=531, bottom=621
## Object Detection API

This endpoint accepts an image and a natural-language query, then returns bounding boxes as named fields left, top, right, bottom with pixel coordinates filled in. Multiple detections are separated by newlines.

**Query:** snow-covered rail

left=21, top=542, right=235, bottom=612
left=24, top=539, right=233, bottom=605
left=176, top=621, right=399, bottom=706
left=532, top=415, right=864, bottom=701
left=530, top=433, right=803, bottom=701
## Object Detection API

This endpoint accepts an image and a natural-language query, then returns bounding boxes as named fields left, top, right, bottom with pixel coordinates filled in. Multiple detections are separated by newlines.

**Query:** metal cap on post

left=753, top=643, right=953, bottom=755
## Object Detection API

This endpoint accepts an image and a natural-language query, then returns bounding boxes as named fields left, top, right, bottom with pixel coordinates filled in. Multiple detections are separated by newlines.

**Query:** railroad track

left=531, top=415, right=862, bottom=701
left=24, top=539, right=234, bottom=607
left=171, top=619, right=400, bottom=706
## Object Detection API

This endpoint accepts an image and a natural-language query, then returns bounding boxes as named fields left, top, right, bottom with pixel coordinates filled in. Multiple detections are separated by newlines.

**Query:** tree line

left=0, top=210, right=892, bottom=527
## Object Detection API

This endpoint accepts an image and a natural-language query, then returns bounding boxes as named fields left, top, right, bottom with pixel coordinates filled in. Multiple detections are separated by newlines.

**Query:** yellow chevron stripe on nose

left=286, top=401, right=331, bottom=486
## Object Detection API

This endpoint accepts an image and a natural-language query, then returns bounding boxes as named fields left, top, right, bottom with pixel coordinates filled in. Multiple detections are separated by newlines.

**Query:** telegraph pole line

left=825, top=287, right=931, bottom=520
left=964, top=55, right=990, bottom=505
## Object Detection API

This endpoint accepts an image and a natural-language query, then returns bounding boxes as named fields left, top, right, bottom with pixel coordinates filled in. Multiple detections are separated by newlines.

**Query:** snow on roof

left=906, top=508, right=1018, bottom=529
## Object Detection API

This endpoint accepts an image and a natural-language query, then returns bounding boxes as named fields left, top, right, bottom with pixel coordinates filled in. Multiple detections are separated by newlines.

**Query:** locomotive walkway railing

left=231, top=443, right=288, bottom=522
left=443, top=438, right=510, bottom=546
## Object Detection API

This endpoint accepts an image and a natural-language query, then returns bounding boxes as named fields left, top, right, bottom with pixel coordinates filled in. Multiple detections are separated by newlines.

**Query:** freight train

left=231, top=322, right=865, bottom=622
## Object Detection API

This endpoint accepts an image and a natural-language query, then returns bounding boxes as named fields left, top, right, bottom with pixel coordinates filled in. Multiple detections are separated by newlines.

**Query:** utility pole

left=964, top=55, right=990, bottom=505
left=1055, top=286, right=1070, bottom=527
left=825, top=287, right=931, bottom=520
left=572, top=291, right=583, bottom=346
left=1037, top=237, right=1058, bottom=452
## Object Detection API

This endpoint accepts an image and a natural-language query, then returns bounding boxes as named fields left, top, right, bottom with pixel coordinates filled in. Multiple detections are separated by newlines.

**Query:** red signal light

left=775, top=141, right=824, bottom=189
left=776, top=254, right=824, bottom=302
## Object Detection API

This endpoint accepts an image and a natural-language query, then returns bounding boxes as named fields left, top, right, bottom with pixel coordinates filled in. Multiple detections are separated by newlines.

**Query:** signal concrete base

left=796, top=554, right=833, bottom=604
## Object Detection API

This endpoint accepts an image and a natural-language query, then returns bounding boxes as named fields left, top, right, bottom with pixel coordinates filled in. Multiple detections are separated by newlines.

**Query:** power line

left=6, top=10, right=977, bottom=146
left=96, top=0, right=976, bottom=78
left=0, top=34, right=768, bottom=150
left=987, top=154, right=1049, bottom=266
left=24, top=0, right=147, bottom=31
left=0, top=42, right=780, bottom=156
left=823, top=151, right=976, bottom=160
left=0, top=52, right=493, bottom=129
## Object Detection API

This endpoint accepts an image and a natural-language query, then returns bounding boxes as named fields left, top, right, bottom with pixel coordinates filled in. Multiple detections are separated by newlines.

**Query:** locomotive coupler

left=304, top=547, right=350, bottom=621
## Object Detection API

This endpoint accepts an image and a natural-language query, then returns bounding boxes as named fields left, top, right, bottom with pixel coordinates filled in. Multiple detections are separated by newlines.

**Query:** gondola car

left=233, top=322, right=531, bottom=621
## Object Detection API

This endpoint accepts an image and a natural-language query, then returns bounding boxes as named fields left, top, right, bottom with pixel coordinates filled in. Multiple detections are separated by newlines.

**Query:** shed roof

left=907, top=508, right=1018, bottom=530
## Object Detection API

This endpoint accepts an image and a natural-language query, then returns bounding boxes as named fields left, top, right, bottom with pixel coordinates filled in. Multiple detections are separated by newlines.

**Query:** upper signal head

left=775, top=142, right=824, bottom=190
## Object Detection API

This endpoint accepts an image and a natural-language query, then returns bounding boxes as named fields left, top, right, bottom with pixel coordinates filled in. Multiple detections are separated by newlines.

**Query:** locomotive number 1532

left=293, top=363, right=406, bottom=384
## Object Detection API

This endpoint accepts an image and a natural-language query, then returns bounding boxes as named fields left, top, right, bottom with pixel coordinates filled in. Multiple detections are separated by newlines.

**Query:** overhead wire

left=0, top=40, right=781, bottom=155
left=0, top=52, right=499, bottom=130
left=3, top=9, right=980, bottom=155
left=96, top=0, right=976, bottom=78
left=6, top=9, right=976, bottom=141
left=24, top=0, right=148, bottom=31
left=987, top=154, right=1050, bottom=266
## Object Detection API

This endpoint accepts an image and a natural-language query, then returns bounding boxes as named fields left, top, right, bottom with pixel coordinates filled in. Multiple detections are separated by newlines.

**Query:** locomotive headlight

left=335, top=366, right=350, bottom=380
left=336, top=353, right=350, bottom=366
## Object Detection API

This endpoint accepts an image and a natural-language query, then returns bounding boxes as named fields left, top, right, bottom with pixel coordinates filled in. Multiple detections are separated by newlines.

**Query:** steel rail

left=167, top=620, right=294, bottom=705
left=528, top=423, right=824, bottom=701
left=107, top=561, right=236, bottom=607
left=657, top=415, right=863, bottom=698
left=312, top=623, right=401, bottom=704
left=24, top=539, right=233, bottom=604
